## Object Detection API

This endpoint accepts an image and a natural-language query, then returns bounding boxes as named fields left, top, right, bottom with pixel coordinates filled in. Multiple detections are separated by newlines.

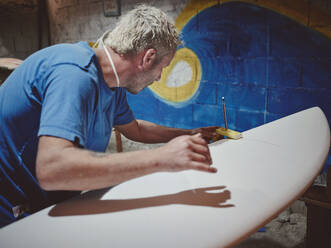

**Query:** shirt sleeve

left=113, top=88, right=135, bottom=126
left=38, top=64, right=97, bottom=147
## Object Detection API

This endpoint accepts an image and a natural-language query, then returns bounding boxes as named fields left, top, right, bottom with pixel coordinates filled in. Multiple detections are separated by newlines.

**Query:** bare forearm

left=116, top=119, right=220, bottom=144
left=36, top=134, right=216, bottom=192
left=37, top=146, right=159, bottom=191
left=126, top=120, right=192, bottom=143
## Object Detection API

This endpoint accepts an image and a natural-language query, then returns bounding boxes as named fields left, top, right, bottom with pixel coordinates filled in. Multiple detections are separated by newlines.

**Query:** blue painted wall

left=127, top=2, right=331, bottom=170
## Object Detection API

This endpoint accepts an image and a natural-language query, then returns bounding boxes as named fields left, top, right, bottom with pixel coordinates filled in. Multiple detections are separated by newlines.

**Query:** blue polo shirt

left=0, top=42, right=134, bottom=227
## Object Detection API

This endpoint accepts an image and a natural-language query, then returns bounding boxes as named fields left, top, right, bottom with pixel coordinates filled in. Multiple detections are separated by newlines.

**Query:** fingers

left=189, top=142, right=209, bottom=156
left=187, top=134, right=213, bottom=168
left=188, top=161, right=217, bottom=173
left=192, top=127, right=221, bottom=142
left=190, top=144, right=212, bottom=164
left=191, top=133, right=208, bottom=145
left=200, top=126, right=219, bottom=134
left=190, top=133, right=211, bottom=156
left=162, top=134, right=216, bottom=173
left=188, top=151, right=211, bottom=164
left=201, top=132, right=215, bottom=142
left=178, top=134, right=214, bottom=170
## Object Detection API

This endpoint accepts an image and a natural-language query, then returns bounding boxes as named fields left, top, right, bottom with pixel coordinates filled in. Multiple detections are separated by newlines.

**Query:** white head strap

left=94, top=32, right=120, bottom=88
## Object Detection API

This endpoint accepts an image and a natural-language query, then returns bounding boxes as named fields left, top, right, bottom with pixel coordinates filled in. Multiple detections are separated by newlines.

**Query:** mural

left=126, top=0, right=331, bottom=170
left=149, top=47, right=201, bottom=104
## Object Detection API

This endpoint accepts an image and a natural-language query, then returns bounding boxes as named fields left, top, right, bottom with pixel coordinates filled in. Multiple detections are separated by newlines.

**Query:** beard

left=125, top=72, right=156, bottom=94
left=126, top=82, right=153, bottom=94
left=126, top=86, right=140, bottom=95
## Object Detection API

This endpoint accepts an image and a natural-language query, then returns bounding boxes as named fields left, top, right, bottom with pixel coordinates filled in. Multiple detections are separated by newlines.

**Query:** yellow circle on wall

left=149, top=47, right=201, bottom=103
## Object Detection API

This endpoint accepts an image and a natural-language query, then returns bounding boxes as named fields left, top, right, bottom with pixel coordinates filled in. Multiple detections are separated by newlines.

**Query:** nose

left=156, top=72, right=162, bottom=82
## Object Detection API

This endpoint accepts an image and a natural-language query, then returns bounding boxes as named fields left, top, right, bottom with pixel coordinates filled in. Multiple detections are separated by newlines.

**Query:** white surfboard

left=0, top=107, right=330, bottom=248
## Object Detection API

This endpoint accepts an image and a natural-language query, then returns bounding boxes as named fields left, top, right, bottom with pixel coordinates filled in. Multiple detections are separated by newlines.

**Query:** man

left=0, top=5, right=219, bottom=227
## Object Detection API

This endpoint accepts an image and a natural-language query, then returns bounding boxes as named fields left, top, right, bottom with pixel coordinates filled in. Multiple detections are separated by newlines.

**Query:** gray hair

left=101, top=5, right=181, bottom=57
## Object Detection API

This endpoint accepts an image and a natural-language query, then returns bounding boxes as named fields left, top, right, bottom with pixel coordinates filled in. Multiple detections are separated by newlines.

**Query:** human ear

left=142, top=48, right=156, bottom=70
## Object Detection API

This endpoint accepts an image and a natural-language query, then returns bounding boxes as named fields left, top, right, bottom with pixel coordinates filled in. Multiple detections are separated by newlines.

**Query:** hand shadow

left=49, top=186, right=234, bottom=217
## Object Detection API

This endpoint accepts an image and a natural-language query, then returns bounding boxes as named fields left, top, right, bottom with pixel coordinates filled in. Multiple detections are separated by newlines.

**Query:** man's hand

left=190, top=126, right=223, bottom=142
left=155, top=133, right=217, bottom=173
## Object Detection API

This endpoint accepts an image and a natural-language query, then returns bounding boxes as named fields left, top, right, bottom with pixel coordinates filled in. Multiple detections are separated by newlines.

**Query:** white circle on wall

left=166, top=60, right=192, bottom=88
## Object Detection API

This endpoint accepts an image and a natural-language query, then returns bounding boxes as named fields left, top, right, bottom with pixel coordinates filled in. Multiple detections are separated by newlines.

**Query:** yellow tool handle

left=216, top=127, right=243, bottom=140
